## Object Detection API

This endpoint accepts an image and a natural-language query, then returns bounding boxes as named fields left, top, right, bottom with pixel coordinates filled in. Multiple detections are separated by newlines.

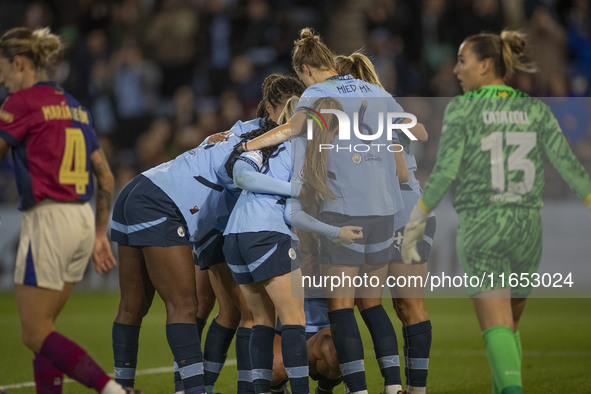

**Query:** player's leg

left=113, top=244, right=155, bottom=388
left=202, top=263, right=241, bottom=392
left=458, top=208, right=524, bottom=394
left=15, top=202, right=127, bottom=393
left=16, top=283, right=124, bottom=393
left=323, top=264, right=367, bottom=394
left=308, top=327, right=342, bottom=393
left=143, top=245, right=205, bottom=393
left=239, top=282, right=277, bottom=394
left=510, top=297, right=527, bottom=376
left=195, top=267, right=216, bottom=340
left=389, top=262, right=431, bottom=394
left=265, top=270, right=309, bottom=393
left=270, top=333, right=289, bottom=393
left=355, top=263, right=402, bottom=394
left=472, top=292, right=522, bottom=394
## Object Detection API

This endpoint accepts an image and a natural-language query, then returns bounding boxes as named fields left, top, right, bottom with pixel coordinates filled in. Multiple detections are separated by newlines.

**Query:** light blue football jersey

left=224, top=141, right=293, bottom=236
left=144, top=118, right=263, bottom=241
left=294, top=74, right=404, bottom=217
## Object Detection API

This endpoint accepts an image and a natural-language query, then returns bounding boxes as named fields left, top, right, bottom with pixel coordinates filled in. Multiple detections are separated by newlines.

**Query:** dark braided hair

left=255, top=74, right=305, bottom=119
left=225, top=118, right=282, bottom=178
left=239, top=118, right=280, bottom=165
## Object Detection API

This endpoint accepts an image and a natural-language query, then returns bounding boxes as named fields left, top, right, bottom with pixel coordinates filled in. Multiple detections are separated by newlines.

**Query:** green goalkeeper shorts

left=457, top=206, right=542, bottom=297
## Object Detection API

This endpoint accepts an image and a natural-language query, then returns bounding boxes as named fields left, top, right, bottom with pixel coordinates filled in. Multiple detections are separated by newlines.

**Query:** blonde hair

left=278, top=96, right=299, bottom=125
left=465, top=30, right=537, bottom=79
left=291, top=27, right=335, bottom=74
left=335, top=51, right=384, bottom=89
left=302, top=97, right=343, bottom=204
left=0, top=27, right=61, bottom=69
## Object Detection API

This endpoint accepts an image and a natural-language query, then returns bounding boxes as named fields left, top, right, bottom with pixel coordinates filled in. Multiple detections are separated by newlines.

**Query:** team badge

left=177, top=226, right=185, bottom=237
left=288, top=248, right=297, bottom=260
left=352, top=153, right=362, bottom=164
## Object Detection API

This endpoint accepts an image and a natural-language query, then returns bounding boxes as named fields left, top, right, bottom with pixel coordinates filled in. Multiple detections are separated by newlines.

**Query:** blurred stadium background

left=1, top=0, right=591, bottom=392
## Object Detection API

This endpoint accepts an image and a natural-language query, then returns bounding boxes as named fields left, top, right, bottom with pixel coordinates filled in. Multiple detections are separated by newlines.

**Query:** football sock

left=250, top=325, right=275, bottom=393
left=203, top=319, right=236, bottom=386
left=360, top=305, right=401, bottom=387
left=112, top=322, right=140, bottom=388
left=482, top=325, right=522, bottom=394
left=514, top=330, right=522, bottom=367
left=402, top=320, right=431, bottom=389
left=281, top=325, right=309, bottom=393
left=236, top=327, right=255, bottom=393
left=328, top=308, right=366, bottom=393
left=166, top=323, right=205, bottom=393
left=196, top=317, right=207, bottom=342
left=39, top=331, right=111, bottom=391
left=317, top=376, right=342, bottom=392
left=174, top=362, right=185, bottom=393
left=33, top=353, right=63, bottom=393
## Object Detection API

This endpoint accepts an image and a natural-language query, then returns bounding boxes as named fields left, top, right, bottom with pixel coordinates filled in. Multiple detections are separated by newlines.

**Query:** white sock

left=384, top=384, right=403, bottom=393
left=100, top=379, right=126, bottom=394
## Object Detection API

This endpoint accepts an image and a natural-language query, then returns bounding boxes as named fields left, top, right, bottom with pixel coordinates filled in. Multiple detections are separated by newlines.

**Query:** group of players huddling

left=1, top=21, right=590, bottom=394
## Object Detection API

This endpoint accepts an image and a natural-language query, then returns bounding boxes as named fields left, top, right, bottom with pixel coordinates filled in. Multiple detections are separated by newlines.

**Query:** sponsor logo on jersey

left=0, top=109, right=14, bottom=123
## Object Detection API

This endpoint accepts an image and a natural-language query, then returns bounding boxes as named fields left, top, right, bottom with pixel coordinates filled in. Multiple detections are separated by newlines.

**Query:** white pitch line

left=0, top=360, right=237, bottom=390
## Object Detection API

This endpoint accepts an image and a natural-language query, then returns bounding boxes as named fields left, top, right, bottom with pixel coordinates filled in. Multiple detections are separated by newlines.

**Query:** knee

left=196, top=292, right=216, bottom=320
left=21, top=326, right=51, bottom=353
left=215, top=305, right=241, bottom=329
left=116, top=297, right=153, bottom=325
left=319, top=335, right=340, bottom=376
left=164, top=296, right=198, bottom=322
left=393, top=299, right=429, bottom=326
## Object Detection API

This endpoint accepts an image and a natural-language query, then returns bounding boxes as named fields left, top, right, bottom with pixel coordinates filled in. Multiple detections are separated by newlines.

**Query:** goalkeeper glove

left=401, top=199, right=430, bottom=265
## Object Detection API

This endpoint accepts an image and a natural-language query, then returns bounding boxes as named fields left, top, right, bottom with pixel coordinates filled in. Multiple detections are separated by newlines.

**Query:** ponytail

left=0, top=27, right=60, bottom=69
left=292, top=27, right=335, bottom=74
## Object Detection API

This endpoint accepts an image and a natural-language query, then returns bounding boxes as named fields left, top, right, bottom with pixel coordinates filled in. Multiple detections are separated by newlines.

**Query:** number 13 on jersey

left=481, top=131, right=536, bottom=195
left=59, top=127, right=89, bottom=194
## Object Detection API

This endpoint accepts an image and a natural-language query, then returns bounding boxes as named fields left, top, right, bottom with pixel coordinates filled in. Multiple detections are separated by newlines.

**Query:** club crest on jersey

left=352, top=153, right=362, bottom=164
left=288, top=248, right=297, bottom=260
left=177, top=226, right=185, bottom=237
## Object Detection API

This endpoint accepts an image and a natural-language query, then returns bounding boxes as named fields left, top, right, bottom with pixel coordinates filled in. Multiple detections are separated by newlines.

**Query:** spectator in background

left=144, top=0, right=198, bottom=97
left=112, top=39, right=160, bottom=149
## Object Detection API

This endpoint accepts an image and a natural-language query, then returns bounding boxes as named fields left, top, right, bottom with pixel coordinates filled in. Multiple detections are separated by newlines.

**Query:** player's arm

left=232, top=152, right=302, bottom=197
left=541, top=107, right=591, bottom=211
left=402, top=102, right=465, bottom=264
left=286, top=198, right=363, bottom=245
left=404, top=117, right=428, bottom=141
left=241, top=111, right=306, bottom=152
left=395, top=150, right=409, bottom=183
left=90, top=147, right=117, bottom=273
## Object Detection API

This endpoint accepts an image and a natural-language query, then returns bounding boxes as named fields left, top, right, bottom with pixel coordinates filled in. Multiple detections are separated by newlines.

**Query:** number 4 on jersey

left=59, top=127, right=89, bottom=194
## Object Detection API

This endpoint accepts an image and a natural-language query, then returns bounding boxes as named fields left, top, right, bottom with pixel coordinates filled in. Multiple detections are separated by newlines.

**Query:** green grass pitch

left=1, top=292, right=590, bottom=393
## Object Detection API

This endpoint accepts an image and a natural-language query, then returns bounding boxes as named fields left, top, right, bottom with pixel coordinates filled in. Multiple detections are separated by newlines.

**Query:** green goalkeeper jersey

left=421, top=85, right=591, bottom=212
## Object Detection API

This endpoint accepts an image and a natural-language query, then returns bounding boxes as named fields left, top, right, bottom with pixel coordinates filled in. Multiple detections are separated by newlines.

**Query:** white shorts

left=14, top=200, right=95, bottom=291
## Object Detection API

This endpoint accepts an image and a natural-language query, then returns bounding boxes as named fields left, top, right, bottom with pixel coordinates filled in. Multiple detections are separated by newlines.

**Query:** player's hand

left=338, top=226, right=363, bottom=245
left=208, top=131, right=231, bottom=143
left=92, top=233, right=117, bottom=273
left=401, top=201, right=430, bottom=265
